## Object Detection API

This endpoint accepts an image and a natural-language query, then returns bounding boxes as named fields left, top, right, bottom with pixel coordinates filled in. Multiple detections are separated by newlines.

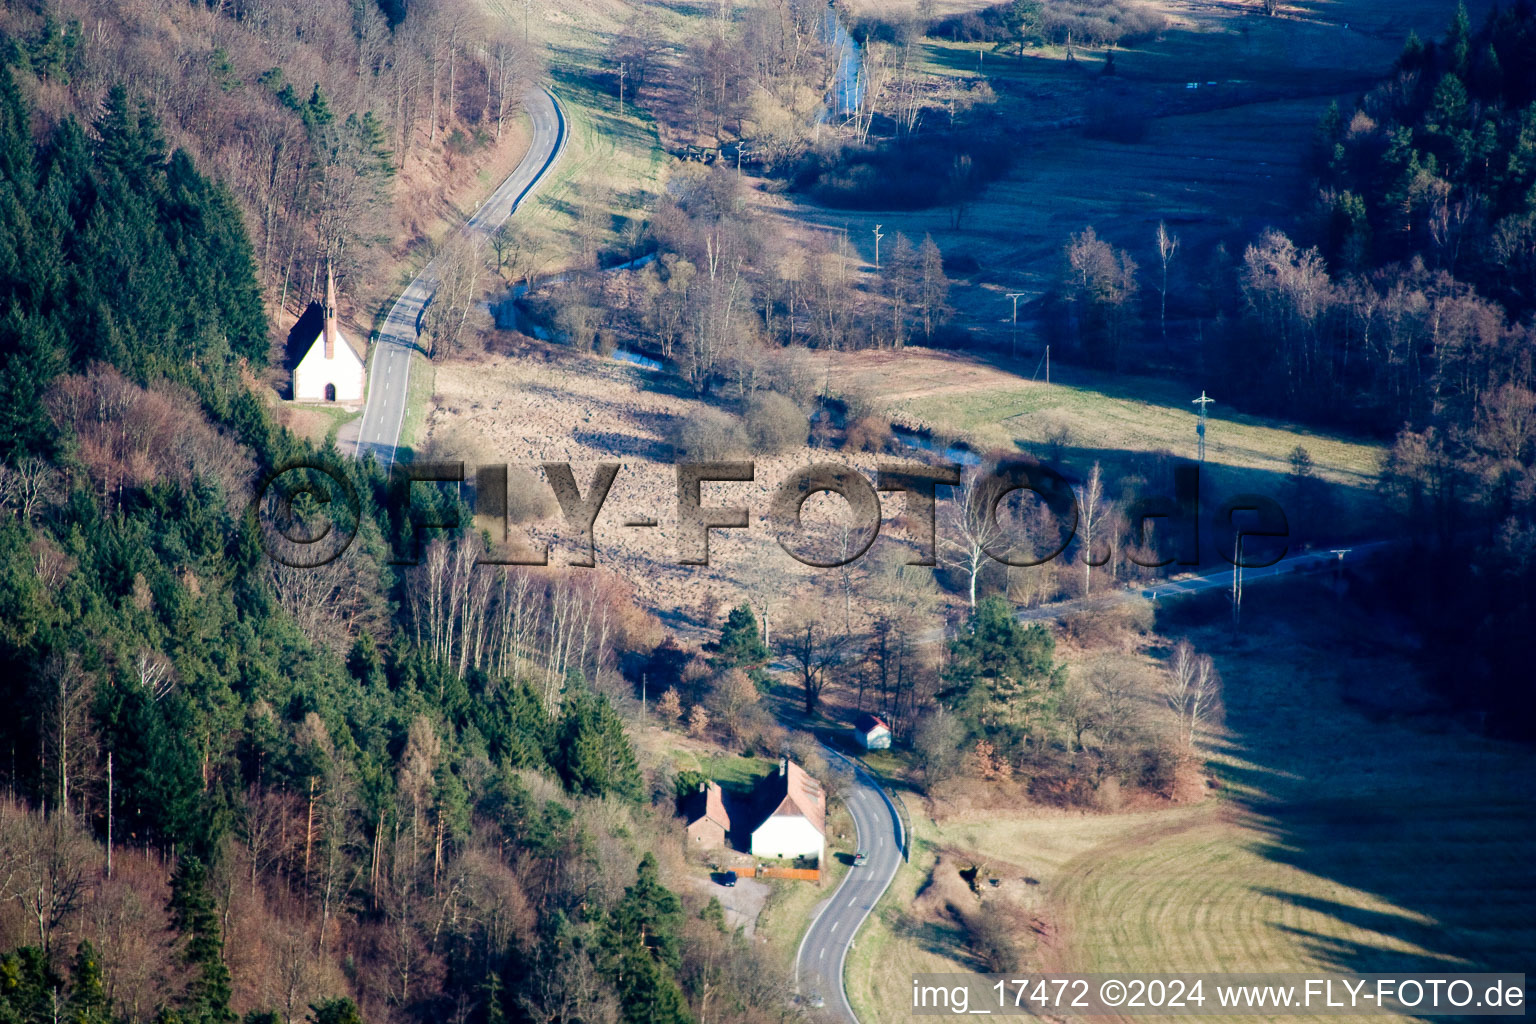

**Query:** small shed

left=853, top=713, right=892, bottom=750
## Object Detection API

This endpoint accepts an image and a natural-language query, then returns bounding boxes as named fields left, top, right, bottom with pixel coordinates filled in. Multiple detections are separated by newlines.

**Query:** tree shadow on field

left=571, top=429, right=668, bottom=461
left=947, top=346, right=1386, bottom=451
left=1153, top=585, right=1536, bottom=1011
left=940, top=439, right=1377, bottom=550
left=891, top=910, right=982, bottom=969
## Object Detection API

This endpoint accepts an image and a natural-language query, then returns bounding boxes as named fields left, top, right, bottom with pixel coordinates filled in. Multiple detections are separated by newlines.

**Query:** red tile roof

left=758, top=759, right=825, bottom=836
left=687, top=780, right=730, bottom=832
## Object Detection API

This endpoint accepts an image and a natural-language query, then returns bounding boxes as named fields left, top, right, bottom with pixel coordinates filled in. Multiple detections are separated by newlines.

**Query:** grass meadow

left=826, top=347, right=1386, bottom=533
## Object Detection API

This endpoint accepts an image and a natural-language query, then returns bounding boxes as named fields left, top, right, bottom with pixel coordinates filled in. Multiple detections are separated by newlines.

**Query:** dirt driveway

left=689, top=871, right=770, bottom=937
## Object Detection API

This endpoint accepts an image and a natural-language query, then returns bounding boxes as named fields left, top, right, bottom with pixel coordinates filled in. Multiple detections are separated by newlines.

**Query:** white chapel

left=293, top=265, right=366, bottom=403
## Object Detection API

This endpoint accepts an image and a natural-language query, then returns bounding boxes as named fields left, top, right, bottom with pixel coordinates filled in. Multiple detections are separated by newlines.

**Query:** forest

left=1225, top=3, right=1536, bottom=732
left=0, top=0, right=540, bottom=333
left=0, top=45, right=794, bottom=1024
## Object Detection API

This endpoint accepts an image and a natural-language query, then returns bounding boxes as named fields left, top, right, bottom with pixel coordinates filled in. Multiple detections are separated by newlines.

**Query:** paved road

left=1019, top=539, right=1391, bottom=623
left=352, top=86, right=567, bottom=469
left=797, top=747, right=904, bottom=1024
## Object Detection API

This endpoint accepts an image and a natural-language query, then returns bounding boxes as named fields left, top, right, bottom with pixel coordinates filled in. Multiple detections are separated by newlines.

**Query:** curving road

left=797, top=747, right=904, bottom=1023
left=792, top=541, right=1386, bottom=1023
left=351, top=86, right=567, bottom=470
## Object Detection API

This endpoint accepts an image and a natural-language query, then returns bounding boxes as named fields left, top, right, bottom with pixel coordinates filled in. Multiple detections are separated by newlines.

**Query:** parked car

left=722, top=870, right=738, bottom=887
left=808, top=993, right=825, bottom=1009
left=852, top=852, right=868, bottom=867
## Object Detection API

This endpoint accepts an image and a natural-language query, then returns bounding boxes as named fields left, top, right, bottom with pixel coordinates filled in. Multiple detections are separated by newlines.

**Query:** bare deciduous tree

left=0, top=802, right=96, bottom=955
left=778, top=608, right=846, bottom=714
left=1163, top=640, right=1222, bottom=749
left=1156, top=220, right=1179, bottom=338
left=1076, top=461, right=1107, bottom=597
left=941, top=469, right=1006, bottom=608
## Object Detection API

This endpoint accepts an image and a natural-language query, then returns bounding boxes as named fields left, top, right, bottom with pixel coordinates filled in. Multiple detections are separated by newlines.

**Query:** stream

left=824, top=5, right=864, bottom=119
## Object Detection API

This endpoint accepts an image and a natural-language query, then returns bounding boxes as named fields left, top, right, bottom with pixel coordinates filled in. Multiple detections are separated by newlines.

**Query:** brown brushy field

left=845, top=579, right=1536, bottom=1024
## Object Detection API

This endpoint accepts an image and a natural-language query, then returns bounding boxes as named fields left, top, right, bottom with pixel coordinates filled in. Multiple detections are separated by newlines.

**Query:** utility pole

left=1006, top=292, right=1026, bottom=359
left=617, top=61, right=627, bottom=114
left=872, top=223, right=884, bottom=269
left=1232, top=533, right=1244, bottom=630
left=1328, top=548, right=1351, bottom=598
left=523, top=0, right=532, bottom=43
left=1193, top=390, right=1214, bottom=465
left=641, top=674, right=647, bottom=718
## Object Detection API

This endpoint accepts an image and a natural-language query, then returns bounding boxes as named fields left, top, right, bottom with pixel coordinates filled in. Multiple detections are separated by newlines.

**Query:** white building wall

left=294, top=332, right=365, bottom=402
left=751, top=815, right=824, bottom=860
left=858, top=726, right=892, bottom=750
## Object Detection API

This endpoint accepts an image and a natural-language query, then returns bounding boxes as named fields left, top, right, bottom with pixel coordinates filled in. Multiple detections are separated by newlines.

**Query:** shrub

left=668, top=407, right=750, bottom=460
left=844, top=415, right=893, bottom=453
left=743, top=391, right=808, bottom=453
left=798, top=130, right=1014, bottom=211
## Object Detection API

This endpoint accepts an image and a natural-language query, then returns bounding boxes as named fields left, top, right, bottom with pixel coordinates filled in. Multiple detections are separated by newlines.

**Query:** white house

left=854, top=713, right=892, bottom=750
left=749, top=758, right=825, bottom=862
left=293, top=265, right=365, bottom=403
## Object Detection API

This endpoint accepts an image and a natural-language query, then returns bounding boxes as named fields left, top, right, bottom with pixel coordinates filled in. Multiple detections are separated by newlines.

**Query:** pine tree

left=68, top=942, right=111, bottom=1024
left=307, top=999, right=365, bottom=1024
left=600, top=856, right=693, bottom=1024
left=1447, top=2, right=1472, bottom=75
left=714, top=603, right=768, bottom=671
left=557, top=689, right=642, bottom=800
left=168, top=858, right=236, bottom=1024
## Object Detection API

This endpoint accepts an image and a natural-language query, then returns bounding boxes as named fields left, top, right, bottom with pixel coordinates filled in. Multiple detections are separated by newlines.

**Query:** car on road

left=721, top=870, right=737, bottom=887
left=852, top=851, right=868, bottom=866
left=808, top=994, right=825, bottom=1009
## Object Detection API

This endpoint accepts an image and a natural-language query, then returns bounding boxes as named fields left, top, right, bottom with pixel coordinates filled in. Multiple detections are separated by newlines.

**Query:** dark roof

left=854, top=713, right=889, bottom=734
left=284, top=302, right=325, bottom=368
left=284, top=300, right=366, bottom=366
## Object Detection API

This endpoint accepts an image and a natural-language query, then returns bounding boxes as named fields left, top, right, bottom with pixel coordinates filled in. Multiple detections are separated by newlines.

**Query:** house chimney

left=779, top=756, right=788, bottom=777
left=323, top=261, right=338, bottom=360
left=698, top=781, right=707, bottom=794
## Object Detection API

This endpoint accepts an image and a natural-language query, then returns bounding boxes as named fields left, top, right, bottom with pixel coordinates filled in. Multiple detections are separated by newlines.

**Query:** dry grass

left=274, top=403, right=359, bottom=446
left=423, top=344, right=919, bottom=621
left=843, top=581, right=1536, bottom=1023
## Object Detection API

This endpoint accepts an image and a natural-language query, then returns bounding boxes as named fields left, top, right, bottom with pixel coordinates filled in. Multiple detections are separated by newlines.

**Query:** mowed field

left=844, top=582, right=1536, bottom=1024
left=825, top=347, right=1385, bottom=527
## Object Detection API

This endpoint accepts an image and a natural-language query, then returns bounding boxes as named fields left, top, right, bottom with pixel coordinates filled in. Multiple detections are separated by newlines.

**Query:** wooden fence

left=748, top=865, right=821, bottom=882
